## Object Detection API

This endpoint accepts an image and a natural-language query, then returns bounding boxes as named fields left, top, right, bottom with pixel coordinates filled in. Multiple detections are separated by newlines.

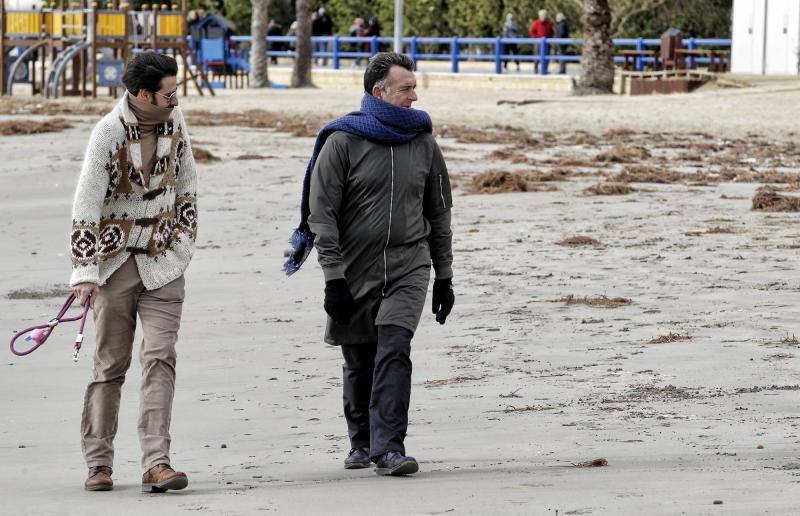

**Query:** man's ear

left=371, top=85, right=383, bottom=100
left=136, top=90, right=151, bottom=102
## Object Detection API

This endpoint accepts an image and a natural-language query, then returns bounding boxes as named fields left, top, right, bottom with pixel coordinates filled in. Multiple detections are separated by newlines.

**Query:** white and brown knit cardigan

left=69, top=93, right=198, bottom=290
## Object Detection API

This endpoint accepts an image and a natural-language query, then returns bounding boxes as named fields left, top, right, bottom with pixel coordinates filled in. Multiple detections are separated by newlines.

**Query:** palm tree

left=250, top=0, right=269, bottom=88
left=576, top=0, right=614, bottom=94
left=291, top=0, right=314, bottom=87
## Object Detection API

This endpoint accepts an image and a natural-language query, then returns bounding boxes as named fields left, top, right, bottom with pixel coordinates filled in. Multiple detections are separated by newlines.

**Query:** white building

left=732, top=0, right=800, bottom=74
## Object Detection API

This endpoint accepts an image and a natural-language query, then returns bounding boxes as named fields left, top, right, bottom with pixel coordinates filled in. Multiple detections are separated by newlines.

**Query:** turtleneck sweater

left=126, top=92, right=173, bottom=187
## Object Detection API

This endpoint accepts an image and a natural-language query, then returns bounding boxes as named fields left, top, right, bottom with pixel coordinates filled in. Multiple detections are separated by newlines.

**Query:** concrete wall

left=732, top=0, right=799, bottom=74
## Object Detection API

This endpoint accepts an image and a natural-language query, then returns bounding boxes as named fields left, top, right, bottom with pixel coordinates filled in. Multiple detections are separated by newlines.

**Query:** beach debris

left=192, top=147, right=220, bottom=162
left=648, top=333, right=692, bottom=344
left=553, top=295, right=632, bottom=308
left=584, top=182, right=634, bottom=195
left=470, top=171, right=558, bottom=193
left=597, top=145, right=651, bottom=163
left=556, top=236, right=602, bottom=247
left=504, top=404, right=554, bottom=413
left=6, top=285, right=71, bottom=300
left=685, top=226, right=736, bottom=236
left=616, top=165, right=682, bottom=184
left=424, top=375, right=484, bottom=388
left=0, top=118, right=73, bottom=136
left=573, top=458, right=608, bottom=467
left=752, top=186, right=800, bottom=212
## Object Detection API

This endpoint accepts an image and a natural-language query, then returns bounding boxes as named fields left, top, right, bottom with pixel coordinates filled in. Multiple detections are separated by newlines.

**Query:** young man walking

left=70, top=52, right=198, bottom=492
left=284, top=52, right=455, bottom=476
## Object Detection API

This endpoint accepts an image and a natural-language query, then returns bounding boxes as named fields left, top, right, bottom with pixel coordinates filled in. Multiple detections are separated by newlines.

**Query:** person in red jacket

left=529, top=9, right=554, bottom=73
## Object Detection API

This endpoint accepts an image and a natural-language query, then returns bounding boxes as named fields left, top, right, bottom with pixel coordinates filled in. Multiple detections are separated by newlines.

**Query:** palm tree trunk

left=576, top=0, right=615, bottom=95
left=249, top=0, right=269, bottom=88
left=291, top=0, right=313, bottom=87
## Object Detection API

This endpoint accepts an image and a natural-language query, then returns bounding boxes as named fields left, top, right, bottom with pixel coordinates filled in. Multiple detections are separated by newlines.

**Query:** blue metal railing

left=229, top=35, right=732, bottom=75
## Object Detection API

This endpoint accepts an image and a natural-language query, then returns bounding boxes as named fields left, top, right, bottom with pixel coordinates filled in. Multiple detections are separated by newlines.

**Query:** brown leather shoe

left=85, top=466, right=113, bottom=491
left=141, top=463, right=188, bottom=493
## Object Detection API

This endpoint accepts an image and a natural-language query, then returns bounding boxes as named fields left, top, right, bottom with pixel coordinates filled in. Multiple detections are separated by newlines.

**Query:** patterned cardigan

left=69, top=94, right=198, bottom=290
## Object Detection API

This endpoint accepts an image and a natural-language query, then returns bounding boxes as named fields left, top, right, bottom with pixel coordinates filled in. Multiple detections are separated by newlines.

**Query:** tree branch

left=611, top=0, right=670, bottom=37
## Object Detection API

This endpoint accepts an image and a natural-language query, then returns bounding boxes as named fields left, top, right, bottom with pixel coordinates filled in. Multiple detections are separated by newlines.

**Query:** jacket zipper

left=439, top=174, right=446, bottom=209
left=382, top=146, right=395, bottom=296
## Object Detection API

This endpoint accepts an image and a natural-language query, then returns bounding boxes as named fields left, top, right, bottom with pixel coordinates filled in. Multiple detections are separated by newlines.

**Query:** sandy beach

left=2, top=78, right=800, bottom=515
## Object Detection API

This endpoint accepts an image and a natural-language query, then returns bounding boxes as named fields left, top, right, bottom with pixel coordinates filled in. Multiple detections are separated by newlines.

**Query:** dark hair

left=122, top=52, right=178, bottom=96
left=363, top=52, right=414, bottom=94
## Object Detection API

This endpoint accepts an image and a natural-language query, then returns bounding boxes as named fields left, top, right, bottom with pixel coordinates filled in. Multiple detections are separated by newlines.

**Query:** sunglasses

left=154, top=90, right=178, bottom=103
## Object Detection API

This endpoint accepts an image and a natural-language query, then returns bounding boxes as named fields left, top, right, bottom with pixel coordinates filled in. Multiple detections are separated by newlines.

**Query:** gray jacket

left=309, top=131, right=453, bottom=345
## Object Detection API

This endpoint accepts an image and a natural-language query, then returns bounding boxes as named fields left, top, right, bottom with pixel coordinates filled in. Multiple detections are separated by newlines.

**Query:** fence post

left=494, top=36, right=502, bottom=74
left=332, top=35, right=340, bottom=69
left=687, top=36, right=696, bottom=68
left=635, top=37, right=644, bottom=70
left=410, top=36, right=419, bottom=70
left=451, top=38, right=459, bottom=73
left=370, top=36, right=378, bottom=57
left=540, top=37, right=549, bottom=75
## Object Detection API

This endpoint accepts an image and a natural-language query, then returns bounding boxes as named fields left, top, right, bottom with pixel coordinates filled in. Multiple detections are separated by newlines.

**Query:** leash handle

left=10, top=293, right=91, bottom=358
left=73, top=300, right=91, bottom=362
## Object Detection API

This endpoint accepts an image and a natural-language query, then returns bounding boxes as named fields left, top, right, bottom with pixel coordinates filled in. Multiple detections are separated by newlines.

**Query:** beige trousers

left=81, top=258, right=185, bottom=471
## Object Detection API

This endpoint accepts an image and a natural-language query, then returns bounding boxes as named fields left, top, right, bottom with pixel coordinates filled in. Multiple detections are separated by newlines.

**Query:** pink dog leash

left=10, top=294, right=91, bottom=362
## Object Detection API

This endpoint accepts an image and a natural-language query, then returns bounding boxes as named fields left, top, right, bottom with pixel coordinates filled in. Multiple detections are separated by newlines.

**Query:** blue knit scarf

left=283, top=93, right=433, bottom=276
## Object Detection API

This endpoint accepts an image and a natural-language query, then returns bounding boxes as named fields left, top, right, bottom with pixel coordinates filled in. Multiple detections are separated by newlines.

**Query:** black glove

left=432, top=278, right=455, bottom=325
left=324, top=278, right=355, bottom=325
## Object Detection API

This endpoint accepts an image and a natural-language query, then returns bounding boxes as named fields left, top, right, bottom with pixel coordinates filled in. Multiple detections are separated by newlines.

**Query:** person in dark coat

left=312, top=7, right=334, bottom=66
left=555, top=12, right=570, bottom=74
left=362, top=15, right=381, bottom=54
left=267, top=20, right=283, bottom=65
left=501, top=13, right=521, bottom=71
left=285, top=52, right=454, bottom=476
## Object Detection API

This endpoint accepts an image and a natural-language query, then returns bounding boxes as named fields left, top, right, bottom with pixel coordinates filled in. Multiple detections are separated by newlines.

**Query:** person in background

left=288, top=20, right=298, bottom=52
left=349, top=17, right=366, bottom=66
left=267, top=19, right=283, bottom=65
left=363, top=15, right=381, bottom=54
left=501, top=13, right=521, bottom=71
left=555, top=12, right=570, bottom=74
left=529, top=8, right=554, bottom=73
left=311, top=11, right=320, bottom=63
left=313, top=7, right=334, bottom=66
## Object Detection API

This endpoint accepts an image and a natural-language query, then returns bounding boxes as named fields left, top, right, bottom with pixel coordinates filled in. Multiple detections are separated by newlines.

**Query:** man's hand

left=73, top=283, right=99, bottom=309
left=324, top=278, right=355, bottom=325
left=432, top=278, right=454, bottom=325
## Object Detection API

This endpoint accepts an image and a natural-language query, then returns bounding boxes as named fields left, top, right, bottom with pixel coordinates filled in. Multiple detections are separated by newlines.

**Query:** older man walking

left=530, top=8, right=555, bottom=73
left=70, top=52, right=198, bottom=492
left=284, top=52, right=454, bottom=476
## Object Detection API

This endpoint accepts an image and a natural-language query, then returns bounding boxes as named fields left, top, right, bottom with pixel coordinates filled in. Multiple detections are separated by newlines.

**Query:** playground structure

left=190, top=13, right=249, bottom=89
left=0, top=0, right=214, bottom=97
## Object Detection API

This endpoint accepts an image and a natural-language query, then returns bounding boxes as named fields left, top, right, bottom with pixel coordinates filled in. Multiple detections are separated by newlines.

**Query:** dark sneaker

left=85, top=466, right=113, bottom=491
left=375, top=451, right=419, bottom=476
left=141, top=463, right=189, bottom=493
left=344, top=447, right=371, bottom=469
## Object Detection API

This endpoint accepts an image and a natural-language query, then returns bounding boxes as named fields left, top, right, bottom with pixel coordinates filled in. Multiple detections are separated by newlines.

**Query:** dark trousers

left=341, top=325, right=413, bottom=460
left=556, top=45, right=569, bottom=74
left=503, top=44, right=521, bottom=70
